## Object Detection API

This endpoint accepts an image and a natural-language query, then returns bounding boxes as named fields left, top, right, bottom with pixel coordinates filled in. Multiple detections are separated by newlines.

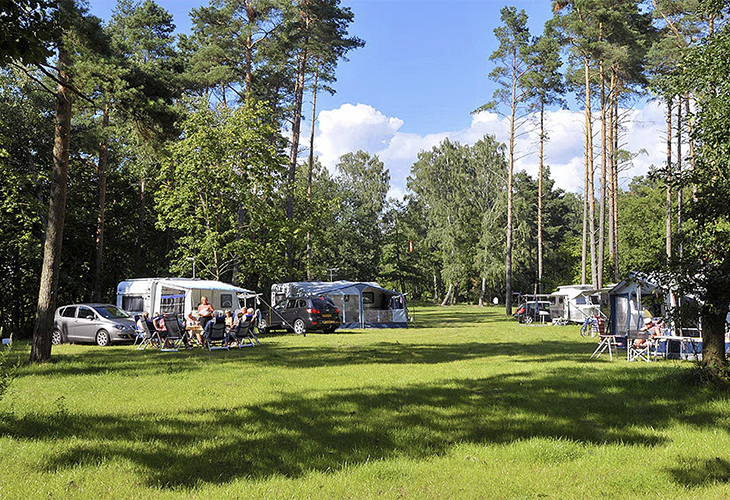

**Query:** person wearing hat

left=635, top=316, right=662, bottom=348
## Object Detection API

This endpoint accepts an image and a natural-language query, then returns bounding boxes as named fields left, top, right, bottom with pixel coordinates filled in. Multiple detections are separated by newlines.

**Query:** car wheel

left=51, top=329, right=62, bottom=345
left=96, top=329, right=111, bottom=347
left=258, top=318, right=269, bottom=334
left=523, top=315, right=533, bottom=325
left=293, top=319, right=306, bottom=335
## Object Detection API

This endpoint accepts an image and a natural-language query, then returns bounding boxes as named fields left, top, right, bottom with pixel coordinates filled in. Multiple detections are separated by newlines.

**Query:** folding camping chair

left=590, top=334, right=621, bottom=361
left=137, top=319, right=162, bottom=350
left=132, top=322, right=145, bottom=347
left=160, top=314, right=186, bottom=352
left=229, top=317, right=261, bottom=348
left=627, top=332, right=652, bottom=362
left=203, top=317, right=229, bottom=351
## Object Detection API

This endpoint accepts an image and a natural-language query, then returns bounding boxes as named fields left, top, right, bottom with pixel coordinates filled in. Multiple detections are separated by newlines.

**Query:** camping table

left=653, top=335, right=702, bottom=360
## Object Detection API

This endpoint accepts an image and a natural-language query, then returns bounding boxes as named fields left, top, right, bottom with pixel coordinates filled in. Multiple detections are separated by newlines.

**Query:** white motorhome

left=550, top=285, right=611, bottom=323
left=116, top=278, right=255, bottom=318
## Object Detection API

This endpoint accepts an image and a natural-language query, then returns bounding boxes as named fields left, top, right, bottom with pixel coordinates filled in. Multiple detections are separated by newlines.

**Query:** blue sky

left=87, top=0, right=666, bottom=197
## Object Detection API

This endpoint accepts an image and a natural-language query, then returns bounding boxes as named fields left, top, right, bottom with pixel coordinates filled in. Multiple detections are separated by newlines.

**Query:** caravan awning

left=157, top=279, right=254, bottom=295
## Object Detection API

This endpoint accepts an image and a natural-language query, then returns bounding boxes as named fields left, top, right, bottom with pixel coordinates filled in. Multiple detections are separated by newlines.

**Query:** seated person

left=136, top=311, right=152, bottom=332
left=224, top=310, right=234, bottom=328
left=244, top=307, right=254, bottom=324
left=152, top=312, right=167, bottom=334
left=204, top=314, right=227, bottom=340
left=152, top=312, right=174, bottom=349
left=185, top=311, right=202, bottom=345
left=635, top=316, right=662, bottom=348
left=135, top=312, right=155, bottom=345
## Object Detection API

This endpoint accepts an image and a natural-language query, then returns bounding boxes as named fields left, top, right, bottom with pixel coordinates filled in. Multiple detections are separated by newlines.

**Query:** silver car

left=53, top=303, right=137, bottom=346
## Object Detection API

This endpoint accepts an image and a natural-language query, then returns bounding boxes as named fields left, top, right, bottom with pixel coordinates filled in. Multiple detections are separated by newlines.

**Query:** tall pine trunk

left=598, top=59, right=607, bottom=289
left=134, top=177, right=147, bottom=277
left=30, top=45, right=74, bottom=364
left=505, top=57, right=517, bottom=315
left=286, top=43, right=308, bottom=275
left=582, top=125, right=588, bottom=285
left=537, top=104, right=544, bottom=292
left=584, top=57, right=597, bottom=287
left=665, top=96, right=673, bottom=261
left=611, top=85, right=620, bottom=280
left=676, top=94, right=683, bottom=259
left=607, top=69, right=616, bottom=282
left=306, top=66, right=319, bottom=280
left=92, top=105, right=109, bottom=302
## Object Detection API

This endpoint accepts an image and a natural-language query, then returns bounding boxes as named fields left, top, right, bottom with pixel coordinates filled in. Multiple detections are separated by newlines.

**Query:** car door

left=57, top=306, right=77, bottom=341
left=74, top=306, right=98, bottom=342
left=282, top=299, right=300, bottom=327
left=270, top=299, right=288, bottom=328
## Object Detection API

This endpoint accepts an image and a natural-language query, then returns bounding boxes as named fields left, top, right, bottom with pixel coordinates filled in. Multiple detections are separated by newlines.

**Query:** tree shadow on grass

left=21, top=336, right=596, bottom=379
left=667, top=457, right=730, bottom=487
left=1, top=364, right=726, bottom=490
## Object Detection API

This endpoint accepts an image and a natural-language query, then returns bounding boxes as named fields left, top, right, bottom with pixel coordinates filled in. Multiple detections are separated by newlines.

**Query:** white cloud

left=315, top=103, right=403, bottom=171
left=313, top=101, right=668, bottom=199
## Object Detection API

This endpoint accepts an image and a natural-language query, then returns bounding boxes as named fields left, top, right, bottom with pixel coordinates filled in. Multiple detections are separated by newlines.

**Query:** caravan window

left=122, top=295, right=144, bottom=312
left=220, top=294, right=233, bottom=309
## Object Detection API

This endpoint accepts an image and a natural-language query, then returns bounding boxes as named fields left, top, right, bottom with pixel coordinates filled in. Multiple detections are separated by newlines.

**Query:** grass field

left=1, top=304, right=730, bottom=499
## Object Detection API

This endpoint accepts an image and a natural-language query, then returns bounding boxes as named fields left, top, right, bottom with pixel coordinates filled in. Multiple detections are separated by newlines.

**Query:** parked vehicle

left=513, top=299, right=552, bottom=324
left=270, top=281, right=408, bottom=329
left=259, top=296, right=341, bottom=334
left=550, top=285, right=611, bottom=323
left=53, top=304, right=137, bottom=346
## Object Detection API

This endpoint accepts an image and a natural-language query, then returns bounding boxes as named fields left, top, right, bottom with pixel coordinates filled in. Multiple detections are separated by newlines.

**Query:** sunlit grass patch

left=1, top=305, right=730, bottom=498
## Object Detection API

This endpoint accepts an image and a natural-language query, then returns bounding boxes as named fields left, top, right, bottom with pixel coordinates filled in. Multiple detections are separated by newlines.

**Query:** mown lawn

left=1, top=304, right=730, bottom=499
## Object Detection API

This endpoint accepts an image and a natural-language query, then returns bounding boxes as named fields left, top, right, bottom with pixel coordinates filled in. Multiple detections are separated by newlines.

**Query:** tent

left=270, top=281, right=408, bottom=329
left=608, top=273, right=665, bottom=336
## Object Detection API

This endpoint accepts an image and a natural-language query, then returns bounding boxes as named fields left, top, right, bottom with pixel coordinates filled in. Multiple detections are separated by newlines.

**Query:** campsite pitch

left=1, top=305, right=729, bottom=499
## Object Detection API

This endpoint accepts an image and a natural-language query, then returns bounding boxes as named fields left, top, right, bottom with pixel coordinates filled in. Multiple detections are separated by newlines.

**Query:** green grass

left=2, top=304, right=730, bottom=499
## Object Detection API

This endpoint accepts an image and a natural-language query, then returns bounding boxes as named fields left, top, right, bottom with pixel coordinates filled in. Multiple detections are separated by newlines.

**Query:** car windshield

left=95, top=306, right=130, bottom=319
left=312, top=298, right=334, bottom=309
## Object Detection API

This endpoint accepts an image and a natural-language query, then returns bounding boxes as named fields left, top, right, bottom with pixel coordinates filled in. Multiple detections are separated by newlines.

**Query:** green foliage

left=0, top=70, right=53, bottom=336
left=316, top=151, right=390, bottom=282
left=0, top=0, right=55, bottom=66
left=378, top=196, right=440, bottom=299
left=485, top=6, right=534, bottom=113
left=511, top=169, right=583, bottom=294
left=156, top=101, right=288, bottom=286
left=617, top=176, right=668, bottom=274
left=408, top=136, right=507, bottom=303
left=666, top=23, right=730, bottom=369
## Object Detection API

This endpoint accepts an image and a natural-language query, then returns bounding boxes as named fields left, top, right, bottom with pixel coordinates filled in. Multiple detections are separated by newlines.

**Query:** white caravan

left=550, top=285, right=611, bottom=323
left=116, top=278, right=255, bottom=318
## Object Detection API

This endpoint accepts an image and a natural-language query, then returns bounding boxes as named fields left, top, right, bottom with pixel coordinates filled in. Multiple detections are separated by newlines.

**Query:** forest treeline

left=2, top=0, right=730, bottom=369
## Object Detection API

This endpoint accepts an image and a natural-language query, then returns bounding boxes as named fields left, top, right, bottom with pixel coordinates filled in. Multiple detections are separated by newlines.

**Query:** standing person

left=197, top=296, right=215, bottom=331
